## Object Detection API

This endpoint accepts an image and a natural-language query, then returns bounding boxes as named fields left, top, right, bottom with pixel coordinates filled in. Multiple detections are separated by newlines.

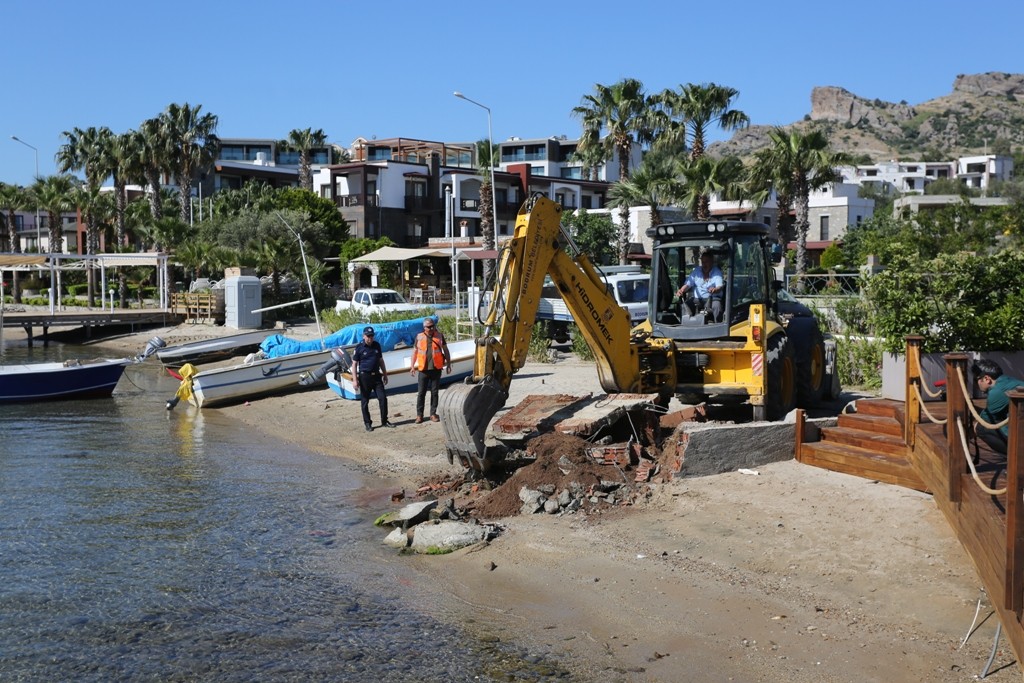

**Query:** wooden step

left=819, top=426, right=908, bottom=456
left=799, top=441, right=928, bottom=492
left=838, top=412, right=904, bottom=437
left=854, top=398, right=905, bottom=426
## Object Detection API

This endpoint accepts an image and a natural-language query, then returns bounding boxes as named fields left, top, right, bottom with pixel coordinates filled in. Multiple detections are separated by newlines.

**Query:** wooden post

left=1004, top=388, right=1024, bottom=616
left=794, top=409, right=806, bottom=462
left=905, top=336, right=924, bottom=447
left=944, top=353, right=969, bottom=505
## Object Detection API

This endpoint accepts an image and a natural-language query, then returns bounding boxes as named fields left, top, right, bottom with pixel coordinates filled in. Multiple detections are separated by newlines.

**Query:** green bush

left=835, top=336, right=884, bottom=390
left=527, top=322, right=553, bottom=363
left=570, top=324, right=594, bottom=361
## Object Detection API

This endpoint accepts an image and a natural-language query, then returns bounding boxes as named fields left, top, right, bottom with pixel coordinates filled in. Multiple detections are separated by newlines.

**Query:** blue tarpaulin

left=259, top=316, right=437, bottom=358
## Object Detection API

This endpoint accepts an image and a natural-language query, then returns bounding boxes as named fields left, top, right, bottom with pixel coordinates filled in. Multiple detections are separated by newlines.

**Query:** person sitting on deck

left=972, top=359, right=1024, bottom=455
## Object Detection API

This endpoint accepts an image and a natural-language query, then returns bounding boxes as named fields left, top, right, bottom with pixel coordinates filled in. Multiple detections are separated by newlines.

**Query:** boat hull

left=326, top=339, right=475, bottom=400
left=190, top=348, right=336, bottom=408
left=156, top=330, right=269, bottom=369
left=0, top=359, right=131, bottom=403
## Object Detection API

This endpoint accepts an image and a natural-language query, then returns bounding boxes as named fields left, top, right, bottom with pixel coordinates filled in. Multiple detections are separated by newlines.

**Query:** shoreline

left=72, top=322, right=1017, bottom=681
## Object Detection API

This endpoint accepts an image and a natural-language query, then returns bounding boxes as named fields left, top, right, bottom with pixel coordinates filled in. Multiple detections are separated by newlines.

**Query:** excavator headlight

left=752, top=325, right=762, bottom=343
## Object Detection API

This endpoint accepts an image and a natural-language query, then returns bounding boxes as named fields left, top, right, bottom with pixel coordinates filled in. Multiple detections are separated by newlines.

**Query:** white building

left=839, top=154, right=1013, bottom=194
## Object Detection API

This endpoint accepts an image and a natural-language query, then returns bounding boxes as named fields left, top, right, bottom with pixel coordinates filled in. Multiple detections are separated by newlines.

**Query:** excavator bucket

left=439, top=378, right=509, bottom=475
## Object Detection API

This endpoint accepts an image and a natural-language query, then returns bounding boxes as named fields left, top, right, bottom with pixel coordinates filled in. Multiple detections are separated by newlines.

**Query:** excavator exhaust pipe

left=439, top=378, right=509, bottom=476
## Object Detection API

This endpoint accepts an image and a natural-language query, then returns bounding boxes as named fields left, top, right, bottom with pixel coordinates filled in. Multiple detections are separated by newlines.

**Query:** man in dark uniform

left=351, top=326, right=393, bottom=431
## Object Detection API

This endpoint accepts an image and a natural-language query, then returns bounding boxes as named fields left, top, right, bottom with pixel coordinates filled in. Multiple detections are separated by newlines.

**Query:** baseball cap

left=363, top=326, right=375, bottom=336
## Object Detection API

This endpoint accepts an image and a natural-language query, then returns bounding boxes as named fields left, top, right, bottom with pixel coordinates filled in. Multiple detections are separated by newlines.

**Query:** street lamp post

left=10, top=135, right=42, bottom=251
left=453, top=92, right=499, bottom=256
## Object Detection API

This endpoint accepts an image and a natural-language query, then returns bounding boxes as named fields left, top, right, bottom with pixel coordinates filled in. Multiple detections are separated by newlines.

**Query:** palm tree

left=656, top=83, right=749, bottom=162
left=573, top=78, right=657, bottom=264
left=137, top=117, right=170, bottom=220
left=280, top=128, right=327, bottom=191
left=160, top=103, right=220, bottom=224
left=56, top=126, right=114, bottom=256
left=749, top=128, right=850, bottom=278
left=0, top=183, right=26, bottom=302
left=31, top=175, right=78, bottom=254
left=73, top=185, right=114, bottom=306
left=607, top=157, right=680, bottom=228
left=475, top=138, right=496, bottom=284
left=678, top=156, right=746, bottom=221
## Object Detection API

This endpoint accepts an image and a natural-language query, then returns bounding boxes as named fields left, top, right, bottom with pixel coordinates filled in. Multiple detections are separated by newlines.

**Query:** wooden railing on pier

left=799, top=336, right=1024, bottom=671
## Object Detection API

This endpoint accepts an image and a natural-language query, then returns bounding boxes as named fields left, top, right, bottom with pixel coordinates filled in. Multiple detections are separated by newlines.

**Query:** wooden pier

left=796, top=336, right=1024, bottom=677
left=0, top=308, right=181, bottom=344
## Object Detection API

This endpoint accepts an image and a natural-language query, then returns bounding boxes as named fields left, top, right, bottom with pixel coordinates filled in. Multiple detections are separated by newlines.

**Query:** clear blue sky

left=4, top=1, right=1022, bottom=187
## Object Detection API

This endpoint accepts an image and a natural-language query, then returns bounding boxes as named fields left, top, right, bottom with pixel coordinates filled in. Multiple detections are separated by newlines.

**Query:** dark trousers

left=685, top=296, right=722, bottom=322
left=416, top=368, right=442, bottom=417
left=978, top=424, right=1008, bottom=455
left=358, top=372, right=388, bottom=426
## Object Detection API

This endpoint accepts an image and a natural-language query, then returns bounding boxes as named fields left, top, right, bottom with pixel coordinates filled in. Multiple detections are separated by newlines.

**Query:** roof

left=351, top=246, right=498, bottom=262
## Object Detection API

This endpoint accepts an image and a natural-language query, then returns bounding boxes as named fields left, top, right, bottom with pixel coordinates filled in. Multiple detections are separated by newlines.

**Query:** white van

left=602, top=271, right=650, bottom=324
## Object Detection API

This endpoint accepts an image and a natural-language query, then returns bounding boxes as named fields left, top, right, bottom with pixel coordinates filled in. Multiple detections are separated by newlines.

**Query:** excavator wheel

left=438, top=378, right=509, bottom=476
left=796, top=327, right=826, bottom=408
left=761, top=333, right=796, bottom=421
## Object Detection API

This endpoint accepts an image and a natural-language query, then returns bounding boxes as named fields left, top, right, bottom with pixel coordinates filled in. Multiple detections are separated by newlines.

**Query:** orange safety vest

left=412, top=332, right=446, bottom=371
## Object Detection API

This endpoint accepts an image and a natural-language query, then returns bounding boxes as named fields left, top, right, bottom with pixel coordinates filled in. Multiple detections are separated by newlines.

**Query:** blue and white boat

left=0, top=357, right=134, bottom=403
left=325, top=338, right=476, bottom=400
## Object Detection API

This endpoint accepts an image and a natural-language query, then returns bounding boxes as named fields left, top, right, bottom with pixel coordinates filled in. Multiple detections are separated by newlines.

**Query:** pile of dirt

left=467, top=432, right=644, bottom=519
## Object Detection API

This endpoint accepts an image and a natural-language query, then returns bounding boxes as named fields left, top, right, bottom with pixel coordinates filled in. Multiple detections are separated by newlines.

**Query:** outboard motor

left=299, top=348, right=352, bottom=386
left=136, top=336, right=167, bottom=361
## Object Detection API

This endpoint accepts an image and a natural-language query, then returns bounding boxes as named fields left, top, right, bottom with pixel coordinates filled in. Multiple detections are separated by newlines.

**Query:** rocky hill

left=709, top=72, right=1024, bottom=161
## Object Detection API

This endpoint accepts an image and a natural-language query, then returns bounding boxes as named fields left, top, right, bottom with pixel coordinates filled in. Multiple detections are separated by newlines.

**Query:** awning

left=351, top=246, right=448, bottom=262
left=455, top=249, right=498, bottom=261
left=0, top=254, right=47, bottom=267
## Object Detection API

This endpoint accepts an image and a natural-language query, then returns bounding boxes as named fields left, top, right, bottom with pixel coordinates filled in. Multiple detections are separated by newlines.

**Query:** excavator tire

left=796, top=327, right=826, bottom=408
left=763, top=333, right=796, bottom=421
left=438, top=378, right=509, bottom=476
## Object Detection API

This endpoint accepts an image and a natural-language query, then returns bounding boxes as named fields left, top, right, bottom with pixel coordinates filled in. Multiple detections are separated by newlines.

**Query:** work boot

left=430, top=415, right=440, bottom=422
left=364, top=423, right=373, bottom=432
left=415, top=416, right=423, bottom=424
left=381, top=421, right=396, bottom=428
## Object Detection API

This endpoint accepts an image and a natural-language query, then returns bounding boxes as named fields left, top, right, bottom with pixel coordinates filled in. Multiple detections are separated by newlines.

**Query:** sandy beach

left=71, top=320, right=1019, bottom=681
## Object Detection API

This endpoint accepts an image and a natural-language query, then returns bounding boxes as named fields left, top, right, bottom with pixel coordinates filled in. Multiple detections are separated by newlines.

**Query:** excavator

left=439, top=194, right=837, bottom=475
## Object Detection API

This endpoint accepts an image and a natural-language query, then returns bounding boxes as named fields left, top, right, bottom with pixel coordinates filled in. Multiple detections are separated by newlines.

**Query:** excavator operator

left=676, top=250, right=724, bottom=322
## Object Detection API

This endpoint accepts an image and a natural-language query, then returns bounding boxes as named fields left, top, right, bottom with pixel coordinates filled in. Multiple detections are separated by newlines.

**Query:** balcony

left=405, top=195, right=430, bottom=211
left=335, top=195, right=377, bottom=208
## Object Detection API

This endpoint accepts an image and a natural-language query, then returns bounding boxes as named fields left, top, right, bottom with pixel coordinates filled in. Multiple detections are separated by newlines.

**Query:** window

left=555, top=192, right=564, bottom=206
left=560, top=167, right=582, bottom=179
left=856, top=215, right=862, bottom=225
left=820, top=215, right=830, bottom=241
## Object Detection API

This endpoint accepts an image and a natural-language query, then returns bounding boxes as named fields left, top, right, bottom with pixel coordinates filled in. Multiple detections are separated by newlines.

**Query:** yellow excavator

left=439, top=195, right=836, bottom=475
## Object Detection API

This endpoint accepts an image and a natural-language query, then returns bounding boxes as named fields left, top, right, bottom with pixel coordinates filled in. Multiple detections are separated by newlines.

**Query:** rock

left=382, top=527, right=410, bottom=548
left=557, top=489, right=572, bottom=508
left=543, top=498, right=561, bottom=514
left=374, top=499, right=438, bottom=529
left=410, top=521, right=489, bottom=553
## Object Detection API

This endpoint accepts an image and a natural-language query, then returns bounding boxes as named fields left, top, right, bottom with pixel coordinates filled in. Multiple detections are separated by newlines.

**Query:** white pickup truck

left=536, top=267, right=650, bottom=342
left=334, top=288, right=424, bottom=315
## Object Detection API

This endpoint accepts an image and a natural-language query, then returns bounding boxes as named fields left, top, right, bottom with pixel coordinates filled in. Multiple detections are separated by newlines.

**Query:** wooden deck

left=0, top=308, right=181, bottom=342
left=795, top=338, right=1024, bottom=675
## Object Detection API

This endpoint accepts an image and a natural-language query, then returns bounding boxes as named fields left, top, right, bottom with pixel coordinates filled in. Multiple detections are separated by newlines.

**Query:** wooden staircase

left=797, top=399, right=929, bottom=492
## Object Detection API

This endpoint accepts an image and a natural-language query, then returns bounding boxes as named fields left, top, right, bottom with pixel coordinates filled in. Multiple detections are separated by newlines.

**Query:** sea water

left=0, top=340, right=573, bottom=682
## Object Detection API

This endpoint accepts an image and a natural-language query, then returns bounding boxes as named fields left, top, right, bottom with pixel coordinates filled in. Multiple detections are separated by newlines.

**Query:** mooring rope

left=911, top=381, right=947, bottom=425
left=955, top=366, right=1009, bottom=430
left=909, top=346, right=944, bottom=399
left=956, top=417, right=1007, bottom=496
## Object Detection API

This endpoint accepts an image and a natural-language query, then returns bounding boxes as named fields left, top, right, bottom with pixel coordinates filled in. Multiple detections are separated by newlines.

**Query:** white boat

left=325, top=338, right=476, bottom=400
left=156, top=330, right=269, bottom=369
left=184, top=347, right=337, bottom=408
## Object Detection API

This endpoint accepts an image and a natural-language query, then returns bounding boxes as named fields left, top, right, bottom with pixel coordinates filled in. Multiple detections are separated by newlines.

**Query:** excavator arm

left=439, top=195, right=642, bottom=474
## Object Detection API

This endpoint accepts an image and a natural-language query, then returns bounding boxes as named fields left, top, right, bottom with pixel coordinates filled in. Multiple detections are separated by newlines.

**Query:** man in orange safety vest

left=410, top=318, right=451, bottom=423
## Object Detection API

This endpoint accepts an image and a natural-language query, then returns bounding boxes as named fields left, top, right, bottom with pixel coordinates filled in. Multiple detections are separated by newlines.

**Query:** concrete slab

left=665, top=416, right=838, bottom=478
left=492, top=392, right=660, bottom=443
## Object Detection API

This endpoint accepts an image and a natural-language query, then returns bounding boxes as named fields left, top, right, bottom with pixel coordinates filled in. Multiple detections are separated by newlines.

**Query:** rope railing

left=909, top=344, right=945, bottom=399
left=911, top=381, right=947, bottom=425
left=956, top=417, right=1007, bottom=496
left=955, top=366, right=1010, bottom=430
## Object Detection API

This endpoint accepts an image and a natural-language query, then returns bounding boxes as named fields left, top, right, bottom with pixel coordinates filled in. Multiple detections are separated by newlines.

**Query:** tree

left=924, top=177, right=976, bottom=196
left=749, top=128, right=850, bottom=279
left=573, top=78, right=656, bottom=264
left=56, top=125, right=114, bottom=258
left=160, top=103, right=220, bottom=224
left=607, top=156, right=679, bottom=228
left=678, top=155, right=745, bottom=221
left=280, top=128, right=327, bottom=191
left=563, top=209, right=616, bottom=265
left=655, top=82, right=749, bottom=162
left=474, top=138, right=497, bottom=284
left=136, top=117, right=170, bottom=220
left=0, top=183, right=26, bottom=301
left=273, top=186, right=350, bottom=254
left=31, top=175, right=78, bottom=254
